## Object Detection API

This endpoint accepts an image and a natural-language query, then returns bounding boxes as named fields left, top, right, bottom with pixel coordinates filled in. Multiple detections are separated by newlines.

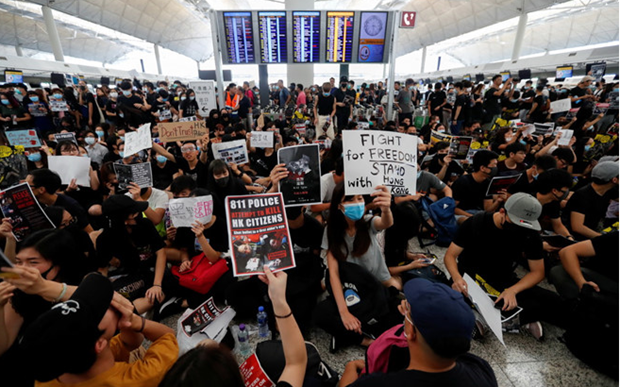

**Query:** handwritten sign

left=342, top=130, right=417, bottom=196
left=5, top=130, right=40, bottom=148
left=550, top=98, right=571, bottom=114
left=48, top=156, right=91, bottom=187
left=123, top=123, right=152, bottom=157
left=250, top=131, right=274, bottom=148
left=168, top=195, right=214, bottom=228
left=49, top=100, right=69, bottom=112
left=159, top=121, right=208, bottom=142
left=212, top=139, right=249, bottom=165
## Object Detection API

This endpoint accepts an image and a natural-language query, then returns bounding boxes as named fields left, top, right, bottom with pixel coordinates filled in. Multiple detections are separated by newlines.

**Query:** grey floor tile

left=503, top=358, right=617, bottom=387
left=489, top=362, right=515, bottom=387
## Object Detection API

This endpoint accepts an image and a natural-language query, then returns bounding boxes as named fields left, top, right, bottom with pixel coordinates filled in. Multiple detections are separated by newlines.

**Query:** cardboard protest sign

left=49, top=100, right=69, bottom=112
left=250, top=131, right=274, bottom=148
left=158, top=121, right=208, bottom=142
left=181, top=297, right=226, bottom=336
left=0, top=183, right=55, bottom=241
left=342, top=130, right=417, bottom=196
left=212, top=139, right=249, bottom=165
left=5, top=129, right=41, bottom=148
left=0, top=146, right=28, bottom=189
left=188, top=80, right=217, bottom=115
left=48, top=156, right=91, bottom=187
left=54, top=132, right=78, bottom=145
left=278, top=144, right=321, bottom=207
left=240, top=354, right=275, bottom=387
left=123, top=123, right=152, bottom=157
left=486, top=174, right=521, bottom=196
left=550, top=98, right=571, bottom=114
left=113, top=163, right=153, bottom=190
left=225, top=193, right=295, bottom=277
left=168, top=195, right=214, bottom=228
left=557, top=129, right=574, bottom=146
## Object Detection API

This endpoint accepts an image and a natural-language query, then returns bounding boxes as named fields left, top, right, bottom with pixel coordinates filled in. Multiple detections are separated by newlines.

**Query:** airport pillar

left=285, top=0, right=314, bottom=88
left=511, top=12, right=528, bottom=61
left=259, top=64, right=270, bottom=108
left=420, top=46, right=426, bottom=74
left=386, top=10, right=399, bottom=122
left=41, top=5, right=64, bottom=62
left=154, top=44, right=163, bottom=75
left=340, top=64, right=349, bottom=82
left=209, top=10, right=226, bottom=110
left=15, top=44, right=23, bottom=57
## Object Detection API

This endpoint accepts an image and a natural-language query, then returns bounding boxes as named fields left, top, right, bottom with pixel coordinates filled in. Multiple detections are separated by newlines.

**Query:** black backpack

left=562, top=284, right=619, bottom=379
left=256, top=340, right=339, bottom=387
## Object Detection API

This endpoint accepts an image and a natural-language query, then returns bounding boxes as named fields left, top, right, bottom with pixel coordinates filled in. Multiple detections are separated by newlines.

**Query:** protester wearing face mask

left=151, top=151, right=180, bottom=190
left=0, top=92, right=31, bottom=128
left=151, top=139, right=209, bottom=188
left=83, top=130, right=109, bottom=166
left=333, top=77, right=353, bottom=133
left=104, top=89, right=119, bottom=124
left=206, top=159, right=248, bottom=200
left=26, top=90, right=54, bottom=135
left=451, top=150, right=503, bottom=223
left=151, top=89, right=178, bottom=124
left=445, top=193, right=568, bottom=341
left=313, top=82, right=336, bottom=140
left=179, top=89, right=201, bottom=120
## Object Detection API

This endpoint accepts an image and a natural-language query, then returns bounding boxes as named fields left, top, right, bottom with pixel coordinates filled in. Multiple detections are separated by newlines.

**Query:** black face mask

left=215, top=176, right=229, bottom=187
left=485, top=166, right=498, bottom=177
left=341, top=83, right=347, bottom=89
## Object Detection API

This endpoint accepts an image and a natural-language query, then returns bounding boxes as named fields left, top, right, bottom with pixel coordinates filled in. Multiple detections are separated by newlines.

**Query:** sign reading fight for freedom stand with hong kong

left=342, top=130, right=417, bottom=196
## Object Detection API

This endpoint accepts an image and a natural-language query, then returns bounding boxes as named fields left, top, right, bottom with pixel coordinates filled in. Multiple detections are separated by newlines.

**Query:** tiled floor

left=161, top=238, right=618, bottom=386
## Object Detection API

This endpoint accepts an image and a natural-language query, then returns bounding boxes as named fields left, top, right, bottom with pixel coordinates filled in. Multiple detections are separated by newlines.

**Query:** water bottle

left=237, top=324, right=251, bottom=357
left=257, top=306, right=269, bottom=338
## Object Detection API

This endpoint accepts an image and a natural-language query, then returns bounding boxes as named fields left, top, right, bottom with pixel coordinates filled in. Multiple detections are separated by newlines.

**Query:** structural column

left=386, top=10, right=400, bottom=122
left=153, top=44, right=163, bottom=75
left=511, top=12, right=528, bottom=61
left=285, top=0, right=314, bottom=88
left=41, top=5, right=64, bottom=62
left=15, top=44, right=23, bottom=57
left=259, top=64, right=270, bottom=108
left=420, top=45, right=426, bottom=74
left=209, top=10, right=226, bottom=110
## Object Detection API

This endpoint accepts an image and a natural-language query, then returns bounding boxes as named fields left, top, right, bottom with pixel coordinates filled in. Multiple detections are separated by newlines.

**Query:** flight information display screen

left=258, top=11, right=287, bottom=63
left=223, top=12, right=255, bottom=64
left=358, top=12, right=387, bottom=63
left=292, top=11, right=320, bottom=63
left=326, top=11, right=354, bottom=63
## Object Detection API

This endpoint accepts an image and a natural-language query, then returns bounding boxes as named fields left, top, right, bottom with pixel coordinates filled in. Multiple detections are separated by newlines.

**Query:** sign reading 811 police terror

left=342, top=130, right=417, bottom=196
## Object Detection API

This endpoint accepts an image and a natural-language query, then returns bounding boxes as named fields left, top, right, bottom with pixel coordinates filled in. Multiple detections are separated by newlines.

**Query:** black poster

left=0, top=183, right=55, bottom=241
left=277, top=144, right=321, bottom=206
left=113, top=162, right=153, bottom=190
left=0, top=146, right=28, bottom=189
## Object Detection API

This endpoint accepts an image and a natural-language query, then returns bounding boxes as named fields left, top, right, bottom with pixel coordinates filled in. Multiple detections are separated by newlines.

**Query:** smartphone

left=422, top=257, right=437, bottom=265
left=0, top=249, right=18, bottom=279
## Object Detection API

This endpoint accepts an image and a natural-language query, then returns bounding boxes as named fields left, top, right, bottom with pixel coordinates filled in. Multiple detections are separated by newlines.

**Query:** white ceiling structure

left=0, top=0, right=614, bottom=75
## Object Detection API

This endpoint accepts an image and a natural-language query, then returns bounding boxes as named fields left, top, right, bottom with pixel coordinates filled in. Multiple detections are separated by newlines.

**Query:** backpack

left=171, top=253, right=229, bottom=294
left=256, top=340, right=339, bottom=387
left=562, top=285, right=619, bottom=379
left=362, top=324, right=410, bottom=375
left=419, top=196, right=458, bottom=247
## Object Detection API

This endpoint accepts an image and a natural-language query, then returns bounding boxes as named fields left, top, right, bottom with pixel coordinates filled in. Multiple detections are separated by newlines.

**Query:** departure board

left=223, top=12, right=255, bottom=64
left=326, top=12, right=354, bottom=63
left=258, top=11, right=287, bottom=63
left=358, top=12, right=387, bottom=63
left=293, top=11, right=320, bottom=63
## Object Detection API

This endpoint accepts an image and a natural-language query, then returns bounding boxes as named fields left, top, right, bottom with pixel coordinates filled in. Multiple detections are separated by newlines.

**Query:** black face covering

left=486, top=166, right=498, bottom=178
left=215, top=176, right=229, bottom=187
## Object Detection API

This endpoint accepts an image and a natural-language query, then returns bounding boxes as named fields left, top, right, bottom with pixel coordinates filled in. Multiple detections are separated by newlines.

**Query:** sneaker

left=157, top=297, right=184, bottom=321
left=523, top=321, right=544, bottom=341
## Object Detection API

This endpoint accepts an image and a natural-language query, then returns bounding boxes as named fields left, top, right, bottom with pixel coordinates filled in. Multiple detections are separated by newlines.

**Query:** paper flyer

left=278, top=144, right=322, bottom=207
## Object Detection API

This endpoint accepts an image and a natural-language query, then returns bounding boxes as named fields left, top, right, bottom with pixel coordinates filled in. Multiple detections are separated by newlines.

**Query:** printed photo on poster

left=278, top=144, right=321, bottom=206
left=0, top=183, right=55, bottom=241
left=212, top=139, right=249, bottom=165
left=226, top=193, right=295, bottom=277
left=181, top=297, right=225, bottom=336
left=113, top=163, right=153, bottom=190
left=0, top=146, right=28, bottom=189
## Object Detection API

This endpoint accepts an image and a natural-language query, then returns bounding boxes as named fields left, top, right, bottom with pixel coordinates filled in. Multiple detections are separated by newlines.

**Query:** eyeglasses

left=181, top=147, right=196, bottom=153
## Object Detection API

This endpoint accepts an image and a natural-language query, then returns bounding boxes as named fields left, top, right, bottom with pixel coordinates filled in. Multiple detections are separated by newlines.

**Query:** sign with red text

left=0, top=183, right=55, bottom=241
left=239, top=354, right=274, bottom=387
left=168, top=195, right=213, bottom=228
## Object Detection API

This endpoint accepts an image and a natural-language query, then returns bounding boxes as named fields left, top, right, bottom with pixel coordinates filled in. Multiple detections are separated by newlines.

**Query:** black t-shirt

left=564, top=185, right=613, bottom=239
left=237, top=96, right=251, bottom=118
left=452, top=94, right=468, bottom=121
left=151, top=159, right=179, bottom=190
left=427, top=155, right=464, bottom=184
left=349, top=353, right=497, bottom=387
left=117, top=94, right=143, bottom=109
left=587, top=231, right=619, bottom=281
left=175, top=157, right=209, bottom=188
left=530, top=95, right=548, bottom=122
left=454, top=212, right=543, bottom=290
left=451, top=174, right=490, bottom=211
left=181, top=100, right=199, bottom=117
left=289, top=214, right=324, bottom=251
left=53, top=194, right=90, bottom=229
left=521, top=89, right=536, bottom=110
left=251, top=148, right=278, bottom=177
left=151, top=100, right=172, bottom=121
left=570, top=86, right=587, bottom=108
left=428, top=91, right=446, bottom=113
left=317, top=94, right=335, bottom=116
left=483, top=88, right=502, bottom=116
left=333, top=89, right=351, bottom=115
left=105, top=99, right=119, bottom=121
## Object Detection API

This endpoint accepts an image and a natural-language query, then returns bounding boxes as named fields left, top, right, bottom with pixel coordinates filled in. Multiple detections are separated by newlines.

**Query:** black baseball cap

left=102, top=194, right=148, bottom=217
left=19, top=273, right=114, bottom=382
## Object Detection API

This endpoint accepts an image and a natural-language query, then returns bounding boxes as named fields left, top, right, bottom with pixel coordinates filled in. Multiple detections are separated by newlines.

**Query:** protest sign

left=293, top=123, right=307, bottom=135
left=278, top=144, right=321, bottom=206
left=28, top=104, right=47, bottom=117
left=123, top=123, right=152, bottom=157
left=178, top=116, right=197, bottom=122
left=48, top=156, right=91, bottom=187
left=313, top=138, right=332, bottom=150
left=0, top=146, right=28, bottom=189
left=522, top=124, right=536, bottom=137
left=550, top=98, right=571, bottom=114
left=357, top=121, right=370, bottom=130
left=533, top=123, right=555, bottom=136
left=49, top=100, right=69, bottom=112
left=181, top=297, right=226, bottom=337
left=250, top=131, right=274, bottom=148
left=5, top=129, right=40, bottom=148
left=113, top=163, right=153, bottom=189
left=342, top=130, right=417, bottom=196
left=168, top=195, right=214, bottom=228
left=225, top=193, right=295, bottom=277
left=464, top=274, right=505, bottom=346
left=212, top=139, right=249, bottom=165
left=158, top=121, right=208, bottom=142
left=486, top=174, right=521, bottom=196
left=430, top=130, right=450, bottom=145
left=54, top=132, right=78, bottom=145
left=189, top=80, right=217, bottom=115
left=240, top=354, right=275, bottom=387
left=448, top=136, right=473, bottom=160
left=557, top=129, right=574, bottom=146
left=594, top=103, right=610, bottom=115
left=0, top=183, right=55, bottom=241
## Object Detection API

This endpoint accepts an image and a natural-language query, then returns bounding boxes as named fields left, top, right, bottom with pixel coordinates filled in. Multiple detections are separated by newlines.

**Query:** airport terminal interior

left=0, top=0, right=618, bottom=386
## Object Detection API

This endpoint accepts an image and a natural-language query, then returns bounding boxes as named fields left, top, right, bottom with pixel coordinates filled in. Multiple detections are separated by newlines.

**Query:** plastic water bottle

left=257, top=306, right=269, bottom=338
left=237, top=324, right=251, bottom=357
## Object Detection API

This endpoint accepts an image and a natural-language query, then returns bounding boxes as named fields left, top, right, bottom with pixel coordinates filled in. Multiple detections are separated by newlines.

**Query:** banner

left=113, top=162, right=153, bottom=189
left=278, top=144, right=321, bottom=206
left=168, top=195, right=214, bottom=228
left=250, top=131, right=274, bottom=148
left=212, top=139, right=249, bottom=165
left=158, top=121, right=208, bottom=142
left=48, top=156, right=91, bottom=187
left=188, top=81, right=217, bottom=115
left=225, top=193, right=295, bottom=277
left=0, top=183, right=55, bottom=241
left=5, top=129, right=40, bottom=148
left=123, top=123, right=152, bottom=157
left=342, top=130, right=417, bottom=196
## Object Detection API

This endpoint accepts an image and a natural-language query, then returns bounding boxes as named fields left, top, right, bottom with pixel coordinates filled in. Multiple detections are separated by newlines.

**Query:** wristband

left=54, top=283, right=67, bottom=303
left=274, top=310, right=293, bottom=319
left=138, top=316, right=146, bottom=333
left=153, top=284, right=162, bottom=288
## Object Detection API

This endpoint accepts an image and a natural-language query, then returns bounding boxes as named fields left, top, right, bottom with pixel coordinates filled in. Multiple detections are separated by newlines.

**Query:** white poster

left=48, top=156, right=91, bottom=187
left=212, top=139, right=249, bottom=165
left=250, top=131, right=274, bottom=148
left=189, top=81, right=217, bottom=116
left=168, top=195, right=214, bottom=228
left=123, top=123, right=152, bottom=157
left=550, top=98, right=571, bottom=114
left=342, top=130, right=417, bottom=196
left=464, top=274, right=505, bottom=346
left=557, top=129, right=574, bottom=146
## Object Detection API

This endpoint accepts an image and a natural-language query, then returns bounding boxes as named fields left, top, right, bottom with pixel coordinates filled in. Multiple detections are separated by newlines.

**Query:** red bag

left=171, top=253, right=229, bottom=294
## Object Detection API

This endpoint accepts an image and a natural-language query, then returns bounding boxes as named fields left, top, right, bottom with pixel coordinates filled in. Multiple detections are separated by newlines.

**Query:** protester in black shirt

left=179, top=89, right=201, bottom=119
left=570, top=76, right=596, bottom=108
left=451, top=82, right=468, bottom=134
left=333, top=80, right=352, bottom=133
left=427, top=83, right=446, bottom=119
left=483, top=75, right=512, bottom=124
left=526, top=85, right=550, bottom=123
